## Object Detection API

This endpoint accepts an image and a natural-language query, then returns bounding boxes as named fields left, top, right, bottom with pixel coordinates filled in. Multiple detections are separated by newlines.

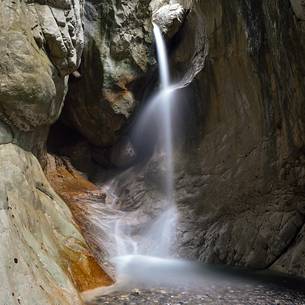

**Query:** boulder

left=152, top=3, right=185, bottom=38
left=0, top=0, right=84, bottom=150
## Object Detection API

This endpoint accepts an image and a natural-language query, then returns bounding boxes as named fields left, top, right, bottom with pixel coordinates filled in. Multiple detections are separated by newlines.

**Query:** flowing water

left=114, top=24, right=178, bottom=261
left=88, top=24, right=180, bottom=278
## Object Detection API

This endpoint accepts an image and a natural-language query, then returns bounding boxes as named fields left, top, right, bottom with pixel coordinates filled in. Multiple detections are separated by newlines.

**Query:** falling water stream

left=81, top=23, right=181, bottom=286
left=111, top=23, right=179, bottom=275
left=153, top=23, right=175, bottom=205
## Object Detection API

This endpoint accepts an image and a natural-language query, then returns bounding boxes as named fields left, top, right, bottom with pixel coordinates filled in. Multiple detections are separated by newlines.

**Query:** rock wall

left=174, top=0, right=305, bottom=276
left=0, top=0, right=84, bottom=162
left=0, top=1, right=111, bottom=304
left=99, top=0, right=305, bottom=278
left=0, top=144, right=109, bottom=305
left=60, top=0, right=191, bottom=148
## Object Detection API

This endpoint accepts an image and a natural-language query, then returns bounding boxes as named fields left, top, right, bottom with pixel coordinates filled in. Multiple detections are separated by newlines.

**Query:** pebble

left=87, top=283, right=305, bottom=305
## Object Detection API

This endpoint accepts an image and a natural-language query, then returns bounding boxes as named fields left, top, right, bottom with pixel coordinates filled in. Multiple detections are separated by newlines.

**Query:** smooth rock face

left=175, top=0, right=305, bottom=277
left=0, top=144, right=87, bottom=305
left=108, top=0, right=305, bottom=278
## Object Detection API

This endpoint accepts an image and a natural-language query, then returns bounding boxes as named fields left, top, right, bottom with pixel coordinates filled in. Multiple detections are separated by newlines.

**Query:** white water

left=110, top=24, right=178, bottom=273
left=153, top=23, right=174, bottom=205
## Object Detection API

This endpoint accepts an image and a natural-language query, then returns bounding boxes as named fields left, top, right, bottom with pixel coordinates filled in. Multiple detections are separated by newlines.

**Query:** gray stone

left=290, top=0, right=305, bottom=20
left=0, top=121, right=13, bottom=144
left=0, top=144, right=85, bottom=305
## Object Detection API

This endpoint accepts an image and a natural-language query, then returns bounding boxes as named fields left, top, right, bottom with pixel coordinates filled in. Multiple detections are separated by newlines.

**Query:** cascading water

left=134, top=23, right=178, bottom=257
left=78, top=14, right=305, bottom=305
left=153, top=23, right=175, bottom=206
left=84, top=23, right=181, bottom=286
left=113, top=23, right=178, bottom=265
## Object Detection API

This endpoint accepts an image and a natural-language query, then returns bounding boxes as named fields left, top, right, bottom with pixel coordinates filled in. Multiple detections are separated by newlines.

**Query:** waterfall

left=112, top=24, right=178, bottom=268
left=137, top=24, right=178, bottom=258
left=85, top=24, right=179, bottom=281
left=153, top=23, right=174, bottom=205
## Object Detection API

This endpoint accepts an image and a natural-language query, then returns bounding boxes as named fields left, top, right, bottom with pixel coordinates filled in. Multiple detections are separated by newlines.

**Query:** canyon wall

left=2, top=0, right=305, bottom=303
left=46, top=0, right=305, bottom=279
left=91, top=0, right=305, bottom=278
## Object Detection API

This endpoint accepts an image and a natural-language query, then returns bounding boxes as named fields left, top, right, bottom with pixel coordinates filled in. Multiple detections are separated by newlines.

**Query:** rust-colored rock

left=45, top=154, right=113, bottom=291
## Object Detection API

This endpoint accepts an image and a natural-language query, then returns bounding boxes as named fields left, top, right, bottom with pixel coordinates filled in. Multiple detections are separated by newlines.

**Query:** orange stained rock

left=45, top=154, right=113, bottom=292
left=61, top=245, right=113, bottom=292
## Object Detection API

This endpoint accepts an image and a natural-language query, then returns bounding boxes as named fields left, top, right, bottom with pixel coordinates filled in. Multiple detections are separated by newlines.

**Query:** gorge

left=1, top=0, right=305, bottom=304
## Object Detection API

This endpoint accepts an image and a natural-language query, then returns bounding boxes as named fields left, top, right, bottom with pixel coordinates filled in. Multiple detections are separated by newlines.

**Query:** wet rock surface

left=45, top=154, right=114, bottom=288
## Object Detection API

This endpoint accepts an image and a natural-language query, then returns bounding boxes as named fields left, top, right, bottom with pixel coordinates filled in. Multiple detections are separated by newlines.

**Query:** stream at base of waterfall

left=83, top=262, right=305, bottom=305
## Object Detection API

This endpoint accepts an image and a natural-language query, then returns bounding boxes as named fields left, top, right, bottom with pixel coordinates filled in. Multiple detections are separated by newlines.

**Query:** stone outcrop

left=152, top=3, right=185, bottom=38
left=61, top=0, right=155, bottom=147
left=0, top=0, right=85, bottom=170
left=0, top=0, right=111, bottom=304
left=0, top=0, right=83, bottom=139
left=0, top=144, right=102, bottom=304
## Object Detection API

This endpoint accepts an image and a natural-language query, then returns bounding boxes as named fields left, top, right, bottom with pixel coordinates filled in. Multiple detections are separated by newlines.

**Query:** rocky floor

left=85, top=283, right=305, bottom=305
